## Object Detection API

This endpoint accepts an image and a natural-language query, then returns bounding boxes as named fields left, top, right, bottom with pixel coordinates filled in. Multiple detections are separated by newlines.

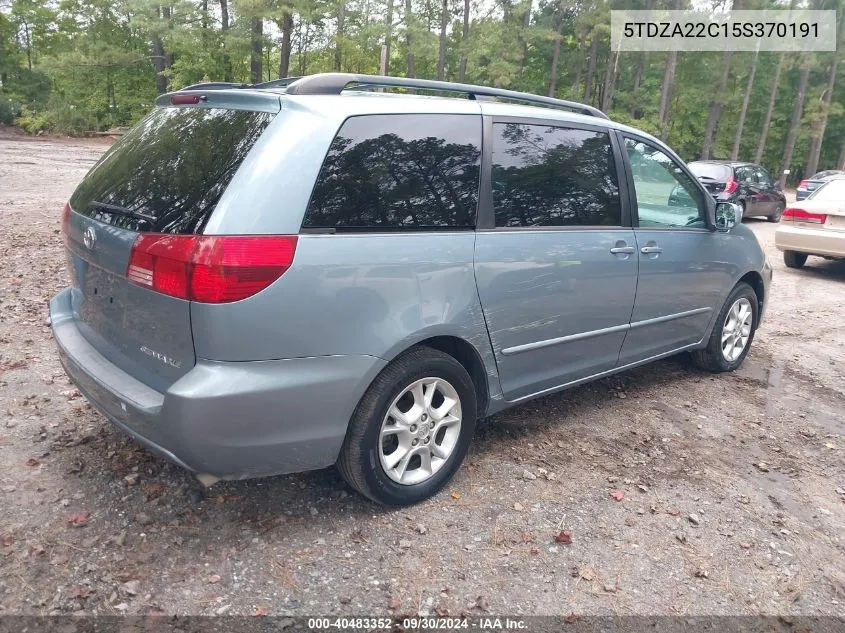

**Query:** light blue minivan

left=50, top=73, right=771, bottom=505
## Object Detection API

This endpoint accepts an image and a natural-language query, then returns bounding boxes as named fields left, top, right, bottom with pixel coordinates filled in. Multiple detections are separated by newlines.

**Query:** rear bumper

left=775, top=224, right=845, bottom=259
left=50, top=288, right=387, bottom=479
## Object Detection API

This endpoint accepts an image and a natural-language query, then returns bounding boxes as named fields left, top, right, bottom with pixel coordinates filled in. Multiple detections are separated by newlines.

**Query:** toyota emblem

left=82, top=226, right=97, bottom=250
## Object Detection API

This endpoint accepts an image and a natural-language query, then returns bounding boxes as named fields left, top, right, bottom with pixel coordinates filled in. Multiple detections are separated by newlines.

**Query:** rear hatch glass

left=688, top=163, right=732, bottom=195
left=65, top=105, right=274, bottom=388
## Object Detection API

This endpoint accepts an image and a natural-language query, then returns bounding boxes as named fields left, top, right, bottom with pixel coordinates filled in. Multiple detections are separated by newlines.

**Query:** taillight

left=724, top=177, right=738, bottom=194
left=798, top=180, right=809, bottom=189
left=782, top=208, right=827, bottom=224
left=127, top=235, right=298, bottom=303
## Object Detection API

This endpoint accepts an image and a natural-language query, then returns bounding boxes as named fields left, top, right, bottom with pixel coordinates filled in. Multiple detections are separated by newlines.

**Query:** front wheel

left=337, top=346, right=477, bottom=506
left=690, top=283, right=758, bottom=373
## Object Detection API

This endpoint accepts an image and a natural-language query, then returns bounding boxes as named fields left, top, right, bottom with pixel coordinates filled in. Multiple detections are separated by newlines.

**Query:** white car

left=776, top=177, right=845, bottom=268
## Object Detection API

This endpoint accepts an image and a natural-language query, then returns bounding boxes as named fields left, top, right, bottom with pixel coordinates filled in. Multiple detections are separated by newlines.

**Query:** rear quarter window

left=302, top=114, right=482, bottom=231
left=70, top=107, right=274, bottom=234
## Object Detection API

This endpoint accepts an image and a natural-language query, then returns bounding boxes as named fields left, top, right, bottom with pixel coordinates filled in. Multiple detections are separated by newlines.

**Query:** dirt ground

left=0, top=134, right=843, bottom=619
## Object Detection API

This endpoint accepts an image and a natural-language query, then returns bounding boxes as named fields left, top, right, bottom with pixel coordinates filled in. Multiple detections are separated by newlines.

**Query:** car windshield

left=808, top=178, right=845, bottom=201
left=688, top=162, right=732, bottom=181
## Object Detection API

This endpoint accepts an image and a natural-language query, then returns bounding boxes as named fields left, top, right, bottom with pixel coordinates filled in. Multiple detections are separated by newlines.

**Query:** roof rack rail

left=284, top=73, right=609, bottom=120
left=251, top=76, right=303, bottom=89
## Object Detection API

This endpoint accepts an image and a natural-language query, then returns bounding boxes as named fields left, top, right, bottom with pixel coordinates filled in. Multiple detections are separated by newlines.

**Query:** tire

left=690, top=282, right=758, bottom=373
left=337, top=346, right=477, bottom=506
left=768, top=205, right=784, bottom=223
left=783, top=251, right=808, bottom=269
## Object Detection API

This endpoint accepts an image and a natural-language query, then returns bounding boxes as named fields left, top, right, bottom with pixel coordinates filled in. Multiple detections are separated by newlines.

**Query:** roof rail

left=284, top=73, right=609, bottom=120
left=251, top=76, right=303, bottom=89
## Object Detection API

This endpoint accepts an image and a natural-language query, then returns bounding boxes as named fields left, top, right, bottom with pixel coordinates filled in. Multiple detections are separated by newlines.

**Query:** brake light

left=127, top=235, right=298, bottom=303
left=724, top=177, right=738, bottom=194
left=782, top=208, right=827, bottom=224
left=170, top=94, right=206, bottom=105
left=798, top=180, right=809, bottom=189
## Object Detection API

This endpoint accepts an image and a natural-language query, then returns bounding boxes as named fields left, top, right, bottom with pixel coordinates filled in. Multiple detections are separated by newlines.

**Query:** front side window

left=491, top=123, right=622, bottom=228
left=624, top=138, right=706, bottom=229
left=303, top=114, right=481, bottom=230
left=755, top=167, right=773, bottom=187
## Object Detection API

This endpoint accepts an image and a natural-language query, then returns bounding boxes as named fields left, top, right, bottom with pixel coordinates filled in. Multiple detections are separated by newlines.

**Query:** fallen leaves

left=68, top=511, right=90, bottom=527
left=609, top=490, right=625, bottom=502
left=578, top=566, right=596, bottom=581
left=450, top=491, right=462, bottom=500
left=71, top=585, right=93, bottom=599
left=254, top=605, right=271, bottom=616
left=554, top=531, right=573, bottom=544
left=25, top=457, right=40, bottom=467
left=207, top=574, right=221, bottom=584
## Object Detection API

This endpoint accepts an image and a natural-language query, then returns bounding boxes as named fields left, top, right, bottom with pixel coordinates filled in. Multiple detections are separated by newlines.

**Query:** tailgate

left=62, top=99, right=276, bottom=389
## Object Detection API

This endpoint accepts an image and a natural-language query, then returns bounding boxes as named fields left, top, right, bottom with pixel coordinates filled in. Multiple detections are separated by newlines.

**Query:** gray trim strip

left=505, top=341, right=703, bottom=404
left=500, top=307, right=711, bottom=356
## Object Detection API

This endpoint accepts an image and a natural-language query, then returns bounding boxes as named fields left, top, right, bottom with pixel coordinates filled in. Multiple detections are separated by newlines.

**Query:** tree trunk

left=436, top=0, right=448, bottom=80
left=839, top=138, right=845, bottom=170
left=582, top=32, right=598, bottom=103
left=517, top=0, right=532, bottom=79
left=250, top=18, right=263, bottom=84
left=658, top=50, right=677, bottom=140
left=384, top=0, right=394, bottom=75
left=335, top=1, right=345, bottom=71
left=279, top=12, right=293, bottom=78
left=458, top=0, right=470, bottom=81
left=548, top=10, right=564, bottom=97
left=601, top=48, right=620, bottom=112
left=571, top=26, right=587, bottom=97
left=405, top=0, right=415, bottom=77
left=152, top=34, right=168, bottom=93
left=779, top=61, right=811, bottom=188
left=731, top=48, right=759, bottom=161
left=805, top=54, right=839, bottom=176
left=754, top=53, right=785, bottom=164
left=701, top=49, right=733, bottom=160
left=220, top=0, right=232, bottom=81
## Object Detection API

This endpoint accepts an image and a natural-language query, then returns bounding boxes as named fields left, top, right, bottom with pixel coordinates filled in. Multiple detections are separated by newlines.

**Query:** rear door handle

left=610, top=246, right=636, bottom=254
left=641, top=246, right=663, bottom=254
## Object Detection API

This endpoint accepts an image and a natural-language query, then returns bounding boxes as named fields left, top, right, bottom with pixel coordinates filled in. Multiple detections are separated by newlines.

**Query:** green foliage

left=0, top=0, right=842, bottom=175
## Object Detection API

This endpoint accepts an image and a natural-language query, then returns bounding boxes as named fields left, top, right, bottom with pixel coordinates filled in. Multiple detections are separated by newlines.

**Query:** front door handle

left=641, top=245, right=663, bottom=254
left=610, top=246, right=636, bottom=254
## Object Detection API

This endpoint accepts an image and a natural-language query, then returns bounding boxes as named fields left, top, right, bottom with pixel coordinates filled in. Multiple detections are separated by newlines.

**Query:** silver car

left=50, top=73, right=771, bottom=505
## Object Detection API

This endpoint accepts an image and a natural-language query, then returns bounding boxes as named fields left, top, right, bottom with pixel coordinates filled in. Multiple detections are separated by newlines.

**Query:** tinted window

left=303, top=114, right=481, bottom=230
left=688, top=162, right=732, bottom=182
left=755, top=167, right=772, bottom=187
left=70, top=107, right=274, bottom=234
left=491, top=123, right=621, bottom=227
left=625, top=138, right=706, bottom=229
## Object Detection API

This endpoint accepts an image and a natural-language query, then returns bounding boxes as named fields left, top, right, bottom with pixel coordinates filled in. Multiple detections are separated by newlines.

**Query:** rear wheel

left=337, top=346, right=476, bottom=506
left=783, top=251, right=808, bottom=269
left=690, top=282, right=758, bottom=373
left=768, top=204, right=784, bottom=223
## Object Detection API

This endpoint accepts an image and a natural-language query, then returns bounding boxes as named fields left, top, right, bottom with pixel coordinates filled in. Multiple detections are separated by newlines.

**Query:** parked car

left=49, top=73, right=771, bottom=505
left=776, top=176, right=845, bottom=268
left=682, top=160, right=787, bottom=222
left=796, top=170, right=845, bottom=201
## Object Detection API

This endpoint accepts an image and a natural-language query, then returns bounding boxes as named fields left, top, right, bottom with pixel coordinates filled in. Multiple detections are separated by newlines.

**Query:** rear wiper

left=89, top=201, right=156, bottom=223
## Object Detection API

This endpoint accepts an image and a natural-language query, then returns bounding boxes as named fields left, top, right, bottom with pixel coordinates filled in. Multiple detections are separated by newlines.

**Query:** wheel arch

left=737, top=270, right=765, bottom=326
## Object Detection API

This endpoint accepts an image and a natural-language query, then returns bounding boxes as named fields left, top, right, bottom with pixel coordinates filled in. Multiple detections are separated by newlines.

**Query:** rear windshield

left=70, top=107, right=274, bottom=234
left=810, top=170, right=844, bottom=180
left=808, top=178, right=845, bottom=201
left=688, top=162, right=732, bottom=181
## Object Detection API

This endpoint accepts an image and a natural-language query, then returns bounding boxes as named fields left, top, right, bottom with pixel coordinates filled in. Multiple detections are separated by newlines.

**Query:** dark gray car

left=50, top=74, right=771, bottom=505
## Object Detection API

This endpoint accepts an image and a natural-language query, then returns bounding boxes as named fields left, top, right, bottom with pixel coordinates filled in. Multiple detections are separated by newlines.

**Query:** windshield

left=688, top=162, right=732, bottom=181
left=69, top=106, right=274, bottom=234
left=808, top=178, right=845, bottom=201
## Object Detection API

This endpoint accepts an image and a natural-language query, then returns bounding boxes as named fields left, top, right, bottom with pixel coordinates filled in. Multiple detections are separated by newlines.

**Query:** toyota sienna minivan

left=50, top=73, right=771, bottom=505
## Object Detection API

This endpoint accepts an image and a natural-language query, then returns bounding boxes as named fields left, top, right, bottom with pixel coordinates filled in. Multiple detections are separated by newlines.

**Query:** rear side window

left=70, top=107, right=274, bottom=234
left=303, top=114, right=481, bottom=231
left=491, top=123, right=622, bottom=227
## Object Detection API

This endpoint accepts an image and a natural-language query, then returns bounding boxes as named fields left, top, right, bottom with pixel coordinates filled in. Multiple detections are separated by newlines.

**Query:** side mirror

left=715, top=202, right=742, bottom=231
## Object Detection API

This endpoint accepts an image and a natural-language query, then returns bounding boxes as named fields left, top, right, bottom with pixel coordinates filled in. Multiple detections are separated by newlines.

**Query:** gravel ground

left=0, top=134, right=843, bottom=618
